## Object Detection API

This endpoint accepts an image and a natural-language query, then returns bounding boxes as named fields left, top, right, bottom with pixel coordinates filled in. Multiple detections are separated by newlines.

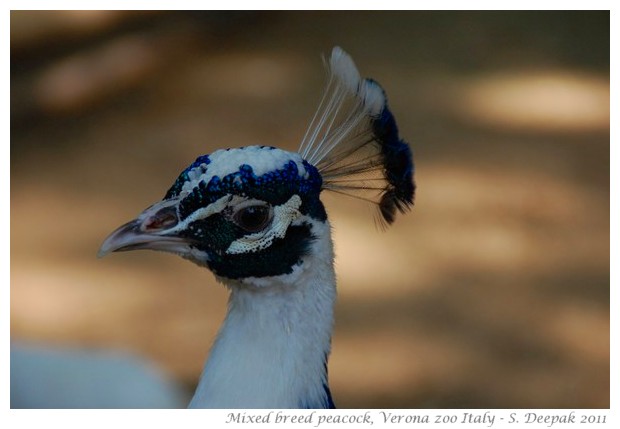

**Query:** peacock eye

left=232, top=203, right=273, bottom=233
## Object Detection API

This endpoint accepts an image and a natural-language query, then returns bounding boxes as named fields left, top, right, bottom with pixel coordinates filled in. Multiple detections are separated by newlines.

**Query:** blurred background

left=10, top=11, right=609, bottom=408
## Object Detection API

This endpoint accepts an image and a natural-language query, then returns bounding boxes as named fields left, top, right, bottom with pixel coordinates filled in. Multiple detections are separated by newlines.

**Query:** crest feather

left=298, top=47, right=415, bottom=226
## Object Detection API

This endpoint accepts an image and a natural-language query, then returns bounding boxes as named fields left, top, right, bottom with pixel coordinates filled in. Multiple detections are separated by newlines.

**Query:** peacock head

left=99, top=47, right=415, bottom=285
left=98, top=146, right=329, bottom=282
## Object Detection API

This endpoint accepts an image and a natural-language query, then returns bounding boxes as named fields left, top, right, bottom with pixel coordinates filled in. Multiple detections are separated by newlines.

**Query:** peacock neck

left=189, top=221, right=336, bottom=408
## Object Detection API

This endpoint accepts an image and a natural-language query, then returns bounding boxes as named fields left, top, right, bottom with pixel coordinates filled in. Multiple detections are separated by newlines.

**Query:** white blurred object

left=10, top=342, right=189, bottom=408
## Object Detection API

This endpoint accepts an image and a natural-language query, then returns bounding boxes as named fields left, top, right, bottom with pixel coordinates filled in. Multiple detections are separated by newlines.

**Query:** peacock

left=99, top=47, right=415, bottom=409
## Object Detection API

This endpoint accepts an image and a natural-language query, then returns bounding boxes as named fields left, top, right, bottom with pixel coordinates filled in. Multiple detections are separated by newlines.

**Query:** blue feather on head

left=373, top=100, right=415, bottom=224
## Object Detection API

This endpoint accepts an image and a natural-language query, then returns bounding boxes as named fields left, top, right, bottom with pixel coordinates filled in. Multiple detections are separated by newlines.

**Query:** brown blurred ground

left=10, top=11, right=610, bottom=408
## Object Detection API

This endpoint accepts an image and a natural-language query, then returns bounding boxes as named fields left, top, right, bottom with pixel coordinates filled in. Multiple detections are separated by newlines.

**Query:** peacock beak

left=98, top=204, right=189, bottom=258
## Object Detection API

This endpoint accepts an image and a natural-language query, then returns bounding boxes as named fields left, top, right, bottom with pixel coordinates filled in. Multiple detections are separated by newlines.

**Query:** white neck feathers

left=189, top=220, right=336, bottom=409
